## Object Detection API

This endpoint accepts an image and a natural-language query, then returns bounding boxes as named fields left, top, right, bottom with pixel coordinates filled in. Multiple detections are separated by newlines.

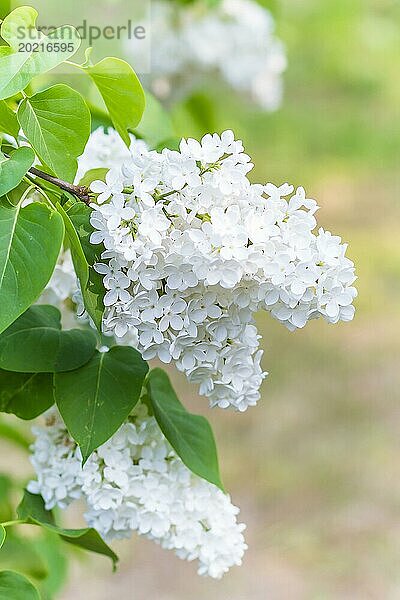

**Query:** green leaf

left=184, top=92, right=218, bottom=133
left=0, top=101, right=18, bottom=138
left=56, top=203, right=104, bottom=330
left=135, top=91, right=175, bottom=149
left=0, top=2, right=12, bottom=21
left=0, top=526, right=5, bottom=549
left=35, top=531, right=67, bottom=600
left=0, top=533, right=48, bottom=581
left=55, top=346, right=149, bottom=462
left=0, top=201, right=64, bottom=334
left=87, top=102, right=112, bottom=131
left=0, top=147, right=35, bottom=196
left=0, top=475, right=13, bottom=522
left=0, top=571, right=39, bottom=599
left=0, top=305, right=97, bottom=373
left=155, top=137, right=181, bottom=152
left=146, top=368, right=224, bottom=490
left=0, top=370, right=53, bottom=419
left=78, top=168, right=109, bottom=190
left=5, top=181, right=29, bottom=207
left=17, top=491, right=118, bottom=569
left=57, top=529, right=117, bottom=567
left=67, top=202, right=103, bottom=265
left=18, top=84, right=91, bottom=181
left=0, top=7, right=80, bottom=100
left=84, top=58, right=145, bottom=146
left=17, top=490, right=54, bottom=525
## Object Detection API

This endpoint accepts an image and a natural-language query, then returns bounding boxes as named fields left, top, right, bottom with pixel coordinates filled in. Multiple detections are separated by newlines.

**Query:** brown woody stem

left=28, top=166, right=92, bottom=205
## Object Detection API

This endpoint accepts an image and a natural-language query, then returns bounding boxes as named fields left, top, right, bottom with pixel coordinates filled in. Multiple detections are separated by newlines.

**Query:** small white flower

left=91, top=170, right=124, bottom=205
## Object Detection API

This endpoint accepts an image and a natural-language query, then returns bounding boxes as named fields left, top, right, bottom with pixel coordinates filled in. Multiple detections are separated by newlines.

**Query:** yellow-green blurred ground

left=2, top=0, right=400, bottom=597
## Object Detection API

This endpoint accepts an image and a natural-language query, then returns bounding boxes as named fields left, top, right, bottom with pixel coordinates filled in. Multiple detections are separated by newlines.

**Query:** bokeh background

left=1, top=0, right=400, bottom=598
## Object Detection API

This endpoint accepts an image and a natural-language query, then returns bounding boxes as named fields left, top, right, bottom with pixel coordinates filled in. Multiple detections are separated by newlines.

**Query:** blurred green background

left=1, top=0, right=400, bottom=597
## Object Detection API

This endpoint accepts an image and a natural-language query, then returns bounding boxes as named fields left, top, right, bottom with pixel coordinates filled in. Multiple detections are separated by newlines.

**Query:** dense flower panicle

left=28, top=409, right=247, bottom=579
left=87, top=129, right=357, bottom=411
left=41, top=127, right=357, bottom=411
left=129, top=0, right=286, bottom=110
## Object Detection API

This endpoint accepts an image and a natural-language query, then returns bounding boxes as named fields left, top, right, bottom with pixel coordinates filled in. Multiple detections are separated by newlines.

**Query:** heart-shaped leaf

left=84, top=57, right=145, bottom=146
left=0, top=201, right=64, bottom=334
left=18, top=84, right=91, bottom=181
left=0, top=570, right=40, bottom=599
left=0, top=370, right=54, bottom=419
left=0, top=305, right=97, bottom=373
left=0, top=101, right=19, bottom=138
left=0, top=147, right=35, bottom=197
left=146, top=368, right=224, bottom=490
left=55, top=346, right=149, bottom=462
left=0, top=7, right=81, bottom=100
left=17, top=491, right=118, bottom=569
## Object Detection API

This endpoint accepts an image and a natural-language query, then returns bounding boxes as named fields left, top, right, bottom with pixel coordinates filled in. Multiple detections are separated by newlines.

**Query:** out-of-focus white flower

left=127, top=0, right=286, bottom=110
left=29, top=408, right=247, bottom=579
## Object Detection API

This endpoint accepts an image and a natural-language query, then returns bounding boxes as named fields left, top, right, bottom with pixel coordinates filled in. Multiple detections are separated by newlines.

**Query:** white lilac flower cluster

left=88, top=129, right=357, bottom=412
left=129, top=0, right=286, bottom=110
left=28, top=408, right=247, bottom=579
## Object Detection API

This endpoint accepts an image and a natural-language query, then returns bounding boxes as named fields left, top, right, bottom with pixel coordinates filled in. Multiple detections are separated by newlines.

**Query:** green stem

left=1, top=519, right=25, bottom=528
left=155, top=189, right=180, bottom=201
